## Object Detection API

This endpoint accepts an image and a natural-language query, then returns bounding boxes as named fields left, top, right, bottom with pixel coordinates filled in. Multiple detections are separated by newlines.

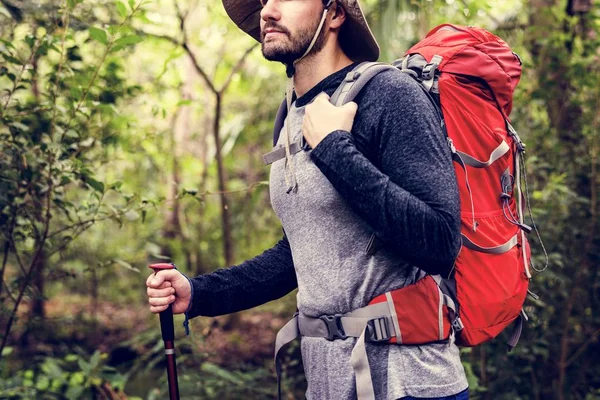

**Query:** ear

left=329, top=2, right=346, bottom=30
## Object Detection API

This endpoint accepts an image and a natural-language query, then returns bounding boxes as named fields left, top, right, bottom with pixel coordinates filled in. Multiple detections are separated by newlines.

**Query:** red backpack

left=272, top=24, right=537, bottom=400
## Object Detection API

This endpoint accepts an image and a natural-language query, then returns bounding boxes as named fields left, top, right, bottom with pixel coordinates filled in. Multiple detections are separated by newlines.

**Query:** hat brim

left=222, top=0, right=379, bottom=62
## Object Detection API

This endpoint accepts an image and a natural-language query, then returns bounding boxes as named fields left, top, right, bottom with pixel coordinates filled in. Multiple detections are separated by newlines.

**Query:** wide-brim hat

left=222, top=0, right=380, bottom=62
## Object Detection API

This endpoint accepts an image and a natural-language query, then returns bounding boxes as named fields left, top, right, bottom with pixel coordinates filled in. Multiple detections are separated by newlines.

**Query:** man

left=147, top=0, right=469, bottom=398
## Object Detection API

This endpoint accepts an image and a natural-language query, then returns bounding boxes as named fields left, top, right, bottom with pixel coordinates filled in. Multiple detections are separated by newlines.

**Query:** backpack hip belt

left=274, top=275, right=458, bottom=400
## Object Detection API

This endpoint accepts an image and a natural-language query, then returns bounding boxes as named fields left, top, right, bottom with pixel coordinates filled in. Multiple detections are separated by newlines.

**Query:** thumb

left=316, top=92, right=331, bottom=103
left=343, top=101, right=358, bottom=114
left=150, top=270, right=177, bottom=287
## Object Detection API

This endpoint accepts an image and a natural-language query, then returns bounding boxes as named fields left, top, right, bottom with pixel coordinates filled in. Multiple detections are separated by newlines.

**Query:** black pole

left=150, top=263, right=180, bottom=400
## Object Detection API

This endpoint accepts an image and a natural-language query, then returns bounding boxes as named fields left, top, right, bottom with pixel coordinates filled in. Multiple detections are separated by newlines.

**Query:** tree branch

left=219, top=43, right=259, bottom=94
left=565, top=326, right=600, bottom=368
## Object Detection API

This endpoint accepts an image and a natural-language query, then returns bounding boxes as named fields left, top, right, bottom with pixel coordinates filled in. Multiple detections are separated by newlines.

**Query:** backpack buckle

left=452, top=317, right=465, bottom=331
left=320, top=314, right=348, bottom=341
left=366, top=317, right=392, bottom=342
left=421, top=55, right=443, bottom=81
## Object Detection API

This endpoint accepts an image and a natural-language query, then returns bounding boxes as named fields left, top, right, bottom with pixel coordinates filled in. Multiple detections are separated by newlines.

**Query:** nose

left=260, top=0, right=281, bottom=22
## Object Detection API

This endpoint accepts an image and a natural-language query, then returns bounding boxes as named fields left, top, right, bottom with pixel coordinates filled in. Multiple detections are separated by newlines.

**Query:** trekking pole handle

left=149, top=263, right=180, bottom=400
left=149, top=263, right=176, bottom=342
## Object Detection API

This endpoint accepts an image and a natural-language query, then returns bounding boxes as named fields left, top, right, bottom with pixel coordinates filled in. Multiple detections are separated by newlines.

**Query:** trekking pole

left=149, top=263, right=180, bottom=400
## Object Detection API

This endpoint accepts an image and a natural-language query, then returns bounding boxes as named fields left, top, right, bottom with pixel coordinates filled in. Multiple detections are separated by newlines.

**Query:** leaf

left=77, top=359, right=91, bottom=375
left=70, top=86, right=82, bottom=99
left=128, top=0, right=135, bottom=8
left=89, top=351, right=101, bottom=369
left=2, top=54, right=22, bottom=64
left=114, top=35, right=143, bottom=46
left=113, top=259, right=139, bottom=272
left=24, top=34, right=36, bottom=49
left=9, top=122, right=29, bottom=132
left=201, top=362, right=244, bottom=386
left=66, top=384, right=85, bottom=400
left=88, top=27, right=108, bottom=45
left=117, top=1, right=128, bottom=18
left=124, top=210, right=140, bottom=221
left=110, top=181, right=123, bottom=190
left=86, top=177, right=105, bottom=193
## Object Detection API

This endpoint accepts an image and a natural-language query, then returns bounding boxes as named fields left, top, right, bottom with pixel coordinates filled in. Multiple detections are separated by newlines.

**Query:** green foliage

left=0, top=351, right=127, bottom=399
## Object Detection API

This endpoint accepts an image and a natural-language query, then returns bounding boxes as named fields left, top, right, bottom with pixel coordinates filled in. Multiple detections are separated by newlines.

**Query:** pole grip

left=149, top=263, right=177, bottom=342
left=159, top=304, right=175, bottom=341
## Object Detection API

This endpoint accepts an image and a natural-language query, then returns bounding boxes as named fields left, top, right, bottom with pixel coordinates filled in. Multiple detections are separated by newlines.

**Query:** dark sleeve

left=186, top=235, right=297, bottom=318
left=309, top=71, right=461, bottom=275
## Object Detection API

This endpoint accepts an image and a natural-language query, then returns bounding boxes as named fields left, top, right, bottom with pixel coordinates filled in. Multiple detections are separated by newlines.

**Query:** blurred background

left=0, top=0, right=598, bottom=398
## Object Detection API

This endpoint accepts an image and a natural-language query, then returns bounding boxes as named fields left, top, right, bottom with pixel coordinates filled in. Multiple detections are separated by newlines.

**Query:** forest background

left=0, top=0, right=599, bottom=399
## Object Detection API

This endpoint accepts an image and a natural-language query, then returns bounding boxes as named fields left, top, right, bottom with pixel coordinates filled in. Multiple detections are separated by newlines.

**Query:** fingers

left=147, top=286, right=175, bottom=298
left=146, top=270, right=177, bottom=288
left=148, top=294, right=175, bottom=307
left=150, top=304, right=170, bottom=313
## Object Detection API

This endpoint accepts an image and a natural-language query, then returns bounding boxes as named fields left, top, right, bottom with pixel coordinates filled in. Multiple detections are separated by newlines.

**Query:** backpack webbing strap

left=330, top=62, right=396, bottom=106
left=456, top=140, right=511, bottom=168
left=274, top=302, right=393, bottom=400
left=507, top=309, right=528, bottom=351
left=461, top=234, right=518, bottom=254
left=274, top=315, right=300, bottom=400
left=262, top=141, right=304, bottom=165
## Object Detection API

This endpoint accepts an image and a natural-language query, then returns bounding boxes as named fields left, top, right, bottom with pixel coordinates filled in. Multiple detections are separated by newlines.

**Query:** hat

left=221, top=0, right=380, bottom=62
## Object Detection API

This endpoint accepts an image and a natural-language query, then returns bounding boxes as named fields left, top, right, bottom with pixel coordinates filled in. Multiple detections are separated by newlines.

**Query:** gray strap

left=297, top=302, right=393, bottom=338
left=385, top=292, right=401, bottom=343
left=507, top=312, right=524, bottom=351
left=431, top=275, right=457, bottom=314
left=284, top=302, right=393, bottom=400
left=456, top=140, right=510, bottom=168
left=330, top=62, right=396, bottom=106
left=461, top=234, right=518, bottom=254
left=421, top=55, right=443, bottom=93
left=274, top=315, right=300, bottom=400
left=350, top=326, right=376, bottom=400
left=262, top=141, right=303, bottom=165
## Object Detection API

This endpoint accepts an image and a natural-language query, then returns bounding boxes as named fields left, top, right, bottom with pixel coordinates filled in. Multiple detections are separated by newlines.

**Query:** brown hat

left=222, top=0, right=380, bottom=62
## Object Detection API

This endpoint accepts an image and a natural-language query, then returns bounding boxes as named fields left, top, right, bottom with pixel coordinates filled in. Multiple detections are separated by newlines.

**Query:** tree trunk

left=28, top=248, right=46, bottom=322
left=213, top=93, right=234, bottom=267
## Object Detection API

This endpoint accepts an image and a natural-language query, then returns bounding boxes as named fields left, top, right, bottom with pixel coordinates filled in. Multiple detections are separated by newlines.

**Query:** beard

left=261, top=17, right=327, bottom=65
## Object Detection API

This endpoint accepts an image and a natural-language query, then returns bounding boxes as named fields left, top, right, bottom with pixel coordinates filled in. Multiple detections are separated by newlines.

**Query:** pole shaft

left=164, top=339, right=180, bottom=400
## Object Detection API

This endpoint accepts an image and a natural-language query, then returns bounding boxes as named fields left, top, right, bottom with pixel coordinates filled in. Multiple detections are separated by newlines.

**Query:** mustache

left=261, top=23, right=291, bottom=38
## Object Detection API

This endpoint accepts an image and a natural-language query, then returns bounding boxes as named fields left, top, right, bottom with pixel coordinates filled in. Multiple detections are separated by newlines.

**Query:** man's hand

left=146, top=270, right=192, bottom=314
left=302, top=92, right=358, bottom=149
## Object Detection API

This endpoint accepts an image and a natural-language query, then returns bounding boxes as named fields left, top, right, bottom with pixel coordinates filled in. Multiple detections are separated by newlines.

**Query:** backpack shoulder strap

left=273, top=62, right=393, bottom=143
left=330, top=62, right=397, bottom=106
left=272, top=98, right=287, bottom=146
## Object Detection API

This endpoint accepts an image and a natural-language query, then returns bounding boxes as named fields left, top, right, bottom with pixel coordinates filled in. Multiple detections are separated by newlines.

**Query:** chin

left=261, top=45, right=294, bottom=63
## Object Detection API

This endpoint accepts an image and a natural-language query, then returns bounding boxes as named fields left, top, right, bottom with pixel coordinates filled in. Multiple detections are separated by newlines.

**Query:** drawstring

left=282, top=5, right=331, bottom=193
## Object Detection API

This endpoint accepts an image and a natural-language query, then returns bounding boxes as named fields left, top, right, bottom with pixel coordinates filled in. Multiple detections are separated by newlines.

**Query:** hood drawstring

left=282, top=3, right=332, bottom=193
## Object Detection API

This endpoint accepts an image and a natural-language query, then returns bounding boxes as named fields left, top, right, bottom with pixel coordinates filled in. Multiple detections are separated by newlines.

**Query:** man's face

left=259, top=0, right=328, bottom=64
